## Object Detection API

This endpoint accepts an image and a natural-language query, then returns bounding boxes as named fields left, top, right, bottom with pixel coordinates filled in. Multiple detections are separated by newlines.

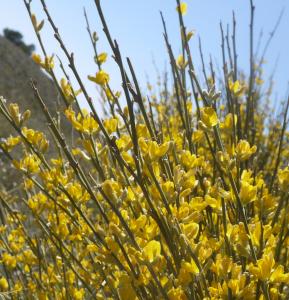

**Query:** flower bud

left=22, top=109, right=31, bottom=123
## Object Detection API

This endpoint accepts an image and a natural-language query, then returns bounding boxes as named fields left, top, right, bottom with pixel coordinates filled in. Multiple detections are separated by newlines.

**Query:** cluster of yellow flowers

left=0, top=1, right=289, bottom=299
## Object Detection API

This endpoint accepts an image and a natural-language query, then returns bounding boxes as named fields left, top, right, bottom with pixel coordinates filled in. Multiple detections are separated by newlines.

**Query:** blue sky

left=0, top=1, right=288, bottom=109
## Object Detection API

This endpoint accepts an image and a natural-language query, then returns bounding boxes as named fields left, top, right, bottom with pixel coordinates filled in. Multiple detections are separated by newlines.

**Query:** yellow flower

left=205, top=194, right=221, bottom=211
left=227, top=275, right=248, bottom=298
left=192, top=130, right=204, bottom=143
left=0, top=277, right=8, bottom=291
left=136, top=124, right=150, bottom=138
left=8, top=103, right=21, bottom=125
left=88, top=70, right=110, bottom=85
left=32, top=53, right=54, bottom=71
left=178, top=259, right=199, bottom=285
left=60, top=78, right=81, bottom=104
left=31, top=14, right=44, bottom=32
left=37, top=291, right=48, bottom=300
left=28, top=192, right=47, bottom=213
left=250, top=255, right=273, bottom=281
left=71, top=287, right=85, bottom=300
left=1, top=136, right=21, bottom=152
left=176, top=55, right=188, bottom=69
left=65, top=108, right=99, bottom=134
left=220, top=113, right=237, bottom=132
left=122, top=151, right=135, bottom=167
left=200, top=107, right=219, bottom=128
left=278, top=167, right=289, bottom=191
left=168, top=287, right=187, bottom=300
left=96, top=52, right=108, bottom=65
left=102, top=179, right=122, bottom=199
left=148, top=141, right=170, bottom=161
left=103, top=88, right=121, bottom=101
left=2, top=253, right=17, bottom=269
left=179, top=188, right=191, bottom=199
left=103, top=117, right=118, bottom=134
left=18, top=154, right=41, bottom=174
left=180, top=150, right=200, bottom=169
left=142, top=240, right=161, bottom=263
left=177, top=2, right=188, bottom=15
left=229, top=80, right=245, bottom=97
left=162, top=181, right=175, bottom=194
left=116, top=134, right=132, bottom=151
left=183, top=30, right=195, bottom=42
left=235, top=139, right=257, bottom=161
left=239, top=181, right=257, bottom=205
left=211, top=254, right=233, bottom=278
left=180, top=222, right=199, bottom=239
left=118, top=273, right=137, bottom=300
left=270, top=265, right=289, bottom=284
left=255, top=77, right=264, bottom=85
left=138, top=137, right=149, bottom=153
left=31, top=53, right=42, bottom=65
left=105, top=236, right=119, bottom=253
left=131, top=214, right=147, bottom=232
left=249, top=253, right=289, bottom=283
left=22, top=127, right=49, bottom=153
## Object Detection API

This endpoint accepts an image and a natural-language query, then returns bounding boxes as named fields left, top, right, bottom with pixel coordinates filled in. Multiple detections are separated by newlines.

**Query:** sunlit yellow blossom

left=22, top=127, right=49, bottom=153
left=229, top=80, right=245, bottom=97
left=102, top=179, right=122, bottom=199
left=1, top=253, right=17, bottom=269
left=72, top=287, right=85, bottom=300
left=136, top=124, right=150, bottom=138
left=278, top=167, right=289, bottom=191
left=249, top=253, right=289, bottom=283
left=239, top=181, right=257, bottom=205
left=31, top=14, right=44, bottom=33
left=180, top=222, right=199, bottom=239
left=178, top=259, right=199, bottom=285
left=65, top=108, right=99, bottom=134
left=235, top=139, right=257, bottom=161
left=180, top=150, right=198, bottom=169
left=200, top=107, right=219, bottom=128
left=142, top=240, right=161, bottom=263
left=60, top=78, right=81, bottom=104
left=211, top=254, right=233, bottom=278
left=96, top=52, right=108, bottom=65
left=138, top=139, right=171, bottom=161
left=184, top=30, right=195, bottom=42
left=103, top=117, right=118, bottom=134
left=192, top=129, right=204, bottom=143
left=150, top=141, right=170, bottom=161
left=0, top=277, right=8, bottom=291
left=16, top=154, right=41, bottom=174
left=220, top=113, right=237, bottom=132
left=168, top=287, right=187, bottom=300
left=32, top=53, right=54, bottom=70
left=88, top=70, right=110, bottom=85
left=176, top=54, right=188, bottom=69
left=177, top=2, right=188, bottom=15
left=1, top=136, right=21, bottom=152
left=118, top=273, right=137, bottom=300
left=7, top=103, right=23, bottom=126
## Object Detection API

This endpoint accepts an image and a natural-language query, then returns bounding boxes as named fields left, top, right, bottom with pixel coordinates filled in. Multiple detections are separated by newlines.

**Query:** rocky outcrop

left=0, top=36, right=70, bottom=190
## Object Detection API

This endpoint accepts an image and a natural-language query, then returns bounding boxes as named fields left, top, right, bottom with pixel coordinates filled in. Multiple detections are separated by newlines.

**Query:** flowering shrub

left=0, top=0, right=289, bottom=299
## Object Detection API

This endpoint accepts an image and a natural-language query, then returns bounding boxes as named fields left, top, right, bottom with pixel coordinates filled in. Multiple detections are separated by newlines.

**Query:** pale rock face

left=0, top=35, right=60, bottom=136
left=0, top=35, right=71, bottom=190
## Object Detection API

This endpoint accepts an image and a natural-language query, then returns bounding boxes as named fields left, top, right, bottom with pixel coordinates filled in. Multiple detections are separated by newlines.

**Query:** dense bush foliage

left=0, top=0, right=289, bottom=299
left=3, top=28, right=35, bottom=56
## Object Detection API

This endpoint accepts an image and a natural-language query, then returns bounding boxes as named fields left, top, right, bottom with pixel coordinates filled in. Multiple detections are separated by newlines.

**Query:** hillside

left=0, top=35, right=69, bottom=190
left=0, top=35, right=62, bottom=134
